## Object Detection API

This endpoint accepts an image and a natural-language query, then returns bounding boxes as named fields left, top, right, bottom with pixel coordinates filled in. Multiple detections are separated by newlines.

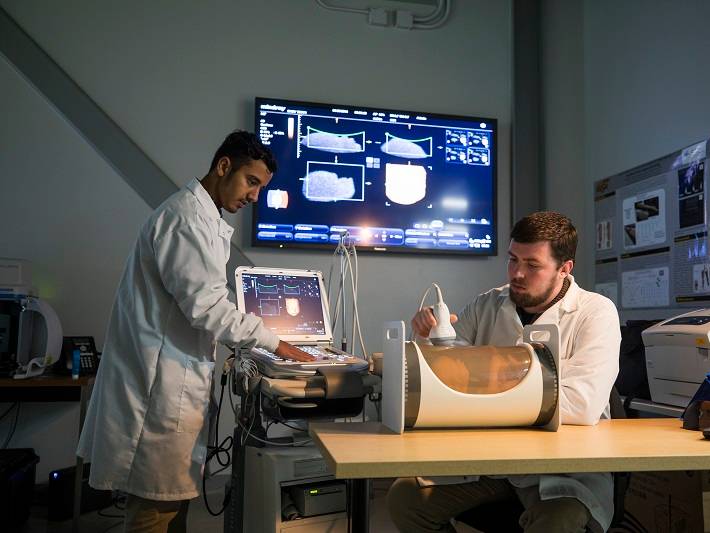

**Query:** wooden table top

left=309, top=418, right=710, bottom=479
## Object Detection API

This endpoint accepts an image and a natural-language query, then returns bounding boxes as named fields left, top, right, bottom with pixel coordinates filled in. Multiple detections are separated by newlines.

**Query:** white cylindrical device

left=405, top=343, right=557, bottom=428
left=383, top=322, right=561, bottom=433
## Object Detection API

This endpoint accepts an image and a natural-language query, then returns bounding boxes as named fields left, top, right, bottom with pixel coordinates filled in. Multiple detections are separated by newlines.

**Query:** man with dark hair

left=77, top=130, right=313, bottom=532
left=208, top=129, right=278, bottom=176
left=388, top=211, right=621, bottom=533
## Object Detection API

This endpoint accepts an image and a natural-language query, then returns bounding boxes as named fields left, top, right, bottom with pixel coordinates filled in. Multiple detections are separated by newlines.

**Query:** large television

left=253, top=97, right=497, bottom=255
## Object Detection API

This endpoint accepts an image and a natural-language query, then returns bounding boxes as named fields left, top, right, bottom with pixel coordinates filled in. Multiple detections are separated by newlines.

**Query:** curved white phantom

left=382, top=322, right=560, bottom=433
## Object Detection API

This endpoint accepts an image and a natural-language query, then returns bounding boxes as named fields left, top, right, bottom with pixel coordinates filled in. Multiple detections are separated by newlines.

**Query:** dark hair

left=208, top=130, right=277, bottom=174
left=510, top=211, right=577, bottom=265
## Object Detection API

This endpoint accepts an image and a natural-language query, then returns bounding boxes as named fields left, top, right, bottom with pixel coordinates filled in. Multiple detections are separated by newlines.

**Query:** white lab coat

left=77, top=178, right=279, bottom=501
left=420, top=275, right=621, bottom=532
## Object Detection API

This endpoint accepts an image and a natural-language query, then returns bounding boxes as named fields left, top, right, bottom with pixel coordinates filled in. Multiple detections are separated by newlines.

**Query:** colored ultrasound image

left=678, top=161, right=704, bottom=198
left=242, top=274, right=326, bottom=336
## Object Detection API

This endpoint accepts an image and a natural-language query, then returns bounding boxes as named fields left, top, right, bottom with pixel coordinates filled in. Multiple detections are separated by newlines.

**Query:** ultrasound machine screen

left=254, top=97, right=497, bottom=256
left=240, top=271, right=327, bottom=337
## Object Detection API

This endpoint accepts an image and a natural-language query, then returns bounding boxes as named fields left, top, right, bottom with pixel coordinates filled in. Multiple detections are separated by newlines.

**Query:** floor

left=17, top=478, right=398, bottom=533
left=18, top=477, right=480, bottom=532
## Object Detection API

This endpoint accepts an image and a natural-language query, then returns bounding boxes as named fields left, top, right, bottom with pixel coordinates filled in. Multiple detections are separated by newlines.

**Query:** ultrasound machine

left=225, top=267, right=377, bottom=533
left=235, top=266, right=370, bottom=378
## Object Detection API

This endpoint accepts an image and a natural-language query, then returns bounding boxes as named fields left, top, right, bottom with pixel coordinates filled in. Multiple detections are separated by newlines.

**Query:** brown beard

left=509, top=281, right=558, bottom=309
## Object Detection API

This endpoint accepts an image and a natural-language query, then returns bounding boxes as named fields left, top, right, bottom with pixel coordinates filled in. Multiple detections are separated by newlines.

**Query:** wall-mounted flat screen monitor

left=253, top=97, right=497, bottom=255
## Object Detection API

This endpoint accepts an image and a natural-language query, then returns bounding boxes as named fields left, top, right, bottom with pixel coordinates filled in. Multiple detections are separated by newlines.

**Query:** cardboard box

left=610, top=471, right=710, bottom=533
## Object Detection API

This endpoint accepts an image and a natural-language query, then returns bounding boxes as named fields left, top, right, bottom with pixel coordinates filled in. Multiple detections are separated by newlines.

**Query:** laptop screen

left=239, top=270, right=328, bottom=337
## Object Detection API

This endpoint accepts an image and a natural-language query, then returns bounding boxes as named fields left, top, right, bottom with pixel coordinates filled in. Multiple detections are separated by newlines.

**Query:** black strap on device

left=317, top=366, right=364, bottom=399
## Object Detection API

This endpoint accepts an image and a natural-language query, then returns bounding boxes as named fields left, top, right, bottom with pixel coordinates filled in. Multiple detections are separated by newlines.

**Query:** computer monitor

left=254, top=97, right=497, bottom=256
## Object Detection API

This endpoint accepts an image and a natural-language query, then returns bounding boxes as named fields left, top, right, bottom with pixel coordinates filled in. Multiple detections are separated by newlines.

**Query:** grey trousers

left=123, top=494, right=191, bottom=533
left=386, top=477, right=590, bottom=533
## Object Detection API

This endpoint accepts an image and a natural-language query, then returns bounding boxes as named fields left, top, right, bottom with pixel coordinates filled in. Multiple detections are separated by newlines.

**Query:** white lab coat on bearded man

left=418, top=275, right=621, bottom=533
left=77, top=178, right=279, bottom=501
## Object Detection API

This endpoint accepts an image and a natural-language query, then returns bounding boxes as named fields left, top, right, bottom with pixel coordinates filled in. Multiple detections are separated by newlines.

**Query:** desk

left=310, top=419, right=710, bottom=532
left=0, top=375, right=94, bottom=533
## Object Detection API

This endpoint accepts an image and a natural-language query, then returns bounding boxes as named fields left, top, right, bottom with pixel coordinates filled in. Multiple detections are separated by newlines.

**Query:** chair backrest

left=609, top=385, right=627, bottom=420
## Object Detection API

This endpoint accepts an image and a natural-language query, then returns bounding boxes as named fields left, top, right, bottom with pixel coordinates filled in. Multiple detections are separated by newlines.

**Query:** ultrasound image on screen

left=254, top=98, right=497, bottom=255
left=240, top=273, right=326, bottom=336
left=678, top=161, right=705, bottom=229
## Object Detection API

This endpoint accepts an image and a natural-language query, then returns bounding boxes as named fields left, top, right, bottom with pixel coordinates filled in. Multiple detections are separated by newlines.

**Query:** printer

left=0, top=258, right=62, bottom=378
left=642, top=309, right=710, bottom=407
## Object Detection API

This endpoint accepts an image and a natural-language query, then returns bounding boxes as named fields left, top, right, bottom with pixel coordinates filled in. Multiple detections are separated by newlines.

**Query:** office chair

left=455, top=387, right=630, bottom=532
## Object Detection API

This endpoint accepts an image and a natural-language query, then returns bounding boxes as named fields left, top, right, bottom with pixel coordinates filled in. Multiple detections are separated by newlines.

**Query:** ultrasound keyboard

left=246, top=345, right=369, bottom=378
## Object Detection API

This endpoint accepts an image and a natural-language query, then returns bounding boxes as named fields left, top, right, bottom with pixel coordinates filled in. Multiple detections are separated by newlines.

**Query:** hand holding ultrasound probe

left=411, top=283, right=458, bottom=343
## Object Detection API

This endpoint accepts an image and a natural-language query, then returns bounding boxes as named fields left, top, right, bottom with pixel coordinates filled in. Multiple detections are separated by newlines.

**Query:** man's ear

left=216, top=156, right=232, bottom=177
left=561, top=260, right=574, bottom=277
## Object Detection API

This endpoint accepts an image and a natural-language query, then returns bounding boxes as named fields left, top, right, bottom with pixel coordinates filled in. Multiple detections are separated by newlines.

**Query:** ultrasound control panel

left=246, top=346, right=369, bottom=378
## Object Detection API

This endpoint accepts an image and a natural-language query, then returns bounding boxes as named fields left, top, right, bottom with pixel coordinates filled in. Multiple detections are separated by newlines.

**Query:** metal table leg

left=350, top=478, right=370, bottom=533
left=72, top=382, right=89, bottom=532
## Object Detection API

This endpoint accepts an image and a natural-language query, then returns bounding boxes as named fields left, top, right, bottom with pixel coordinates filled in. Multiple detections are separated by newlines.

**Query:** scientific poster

left=621, top=267, right=669, bottom=308
left=622, top=189, right=666, bottom=249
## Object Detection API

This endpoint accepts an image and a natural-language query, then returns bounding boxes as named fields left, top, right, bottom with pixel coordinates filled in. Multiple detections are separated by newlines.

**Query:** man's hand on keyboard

left=275, top=340, right=317, bottom=362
